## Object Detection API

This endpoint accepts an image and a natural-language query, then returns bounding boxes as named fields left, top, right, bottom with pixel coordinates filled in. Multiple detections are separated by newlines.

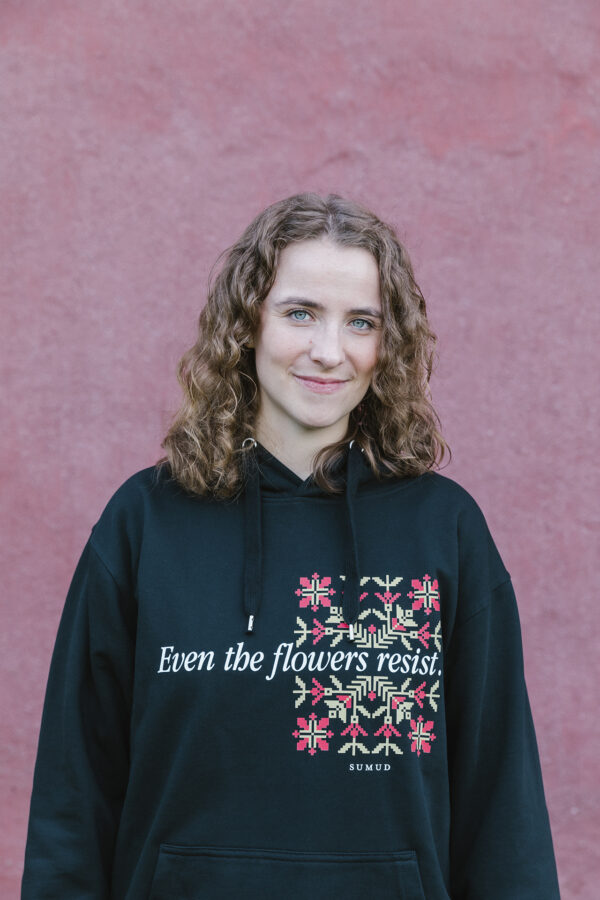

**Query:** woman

left=22, top=193, right=561, bottom=898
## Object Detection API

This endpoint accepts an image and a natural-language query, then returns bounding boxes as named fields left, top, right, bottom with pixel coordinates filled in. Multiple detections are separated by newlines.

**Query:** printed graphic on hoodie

left=292, top=573, right=442, bottom=757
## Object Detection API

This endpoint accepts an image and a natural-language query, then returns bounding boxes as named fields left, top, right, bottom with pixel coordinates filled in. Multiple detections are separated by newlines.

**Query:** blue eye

left=287, top=309, right=375, bottom=330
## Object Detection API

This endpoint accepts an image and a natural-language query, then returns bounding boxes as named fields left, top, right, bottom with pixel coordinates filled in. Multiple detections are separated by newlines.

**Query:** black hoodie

left=22, top=440, right=561, bottom=899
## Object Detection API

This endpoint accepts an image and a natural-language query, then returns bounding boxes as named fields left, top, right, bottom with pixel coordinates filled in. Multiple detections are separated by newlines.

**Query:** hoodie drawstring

left=242, top=437, right=262, bottom=635
left=342, top=439, right=363, bottom=641
left=241, top=438, right=364, bottom=644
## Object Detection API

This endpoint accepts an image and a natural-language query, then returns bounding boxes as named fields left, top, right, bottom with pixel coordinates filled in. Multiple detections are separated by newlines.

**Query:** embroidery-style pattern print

left=292, top=573, right=441, bottom=757
left=292, top=713, right=335, bottom=756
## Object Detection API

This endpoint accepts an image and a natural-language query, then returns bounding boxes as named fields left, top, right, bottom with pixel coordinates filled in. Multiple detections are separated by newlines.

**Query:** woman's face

left=253, top=237, right=383, bottom=449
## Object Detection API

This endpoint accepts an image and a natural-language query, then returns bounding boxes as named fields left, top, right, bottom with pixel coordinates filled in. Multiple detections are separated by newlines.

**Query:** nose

left=308, top=324, right=345, bottom=368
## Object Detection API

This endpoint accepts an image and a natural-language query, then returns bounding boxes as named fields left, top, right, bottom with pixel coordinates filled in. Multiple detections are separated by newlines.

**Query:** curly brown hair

left=156, top=192, right=450, bottom=498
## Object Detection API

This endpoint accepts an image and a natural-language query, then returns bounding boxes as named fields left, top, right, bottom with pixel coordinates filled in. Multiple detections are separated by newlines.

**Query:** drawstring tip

left=348, top=623, right=355, bottom=641
left=247, top=614, right=255, bottom=633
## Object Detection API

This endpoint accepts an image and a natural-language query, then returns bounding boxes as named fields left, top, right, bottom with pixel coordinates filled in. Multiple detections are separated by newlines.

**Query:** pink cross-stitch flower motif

left=408, top=575, right=440, bottom=616
left=292, top=713, right=334, bottom=755
left=391, top=617, right=406, bottom=631
left=408, top=715, right=436, bottom=757
left=375, top=590, right=401, bottom=606
left=341, top=720, right=368, bottom=738
left=311, top=678, right=325, bottom=704
left=311, top=619, right=326, bottom=644
left=374, top=721, right=401, bottom=739
left=368, top=624, right=377, bottom=634
left=416, top=622, right=431, bottom=648
left=413, top=681, right=427, bottom=708
left=367, top=690, right=377, bottom=701
left=296, top=574, right=334, bottom=611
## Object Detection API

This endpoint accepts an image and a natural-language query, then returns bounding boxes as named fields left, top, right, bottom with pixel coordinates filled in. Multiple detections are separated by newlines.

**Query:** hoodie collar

left=241, top=438, right=371, bottom=642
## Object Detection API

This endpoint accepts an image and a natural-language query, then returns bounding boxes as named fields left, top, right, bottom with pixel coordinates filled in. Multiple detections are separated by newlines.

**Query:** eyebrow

left=273, top=296, right=383, bottom=320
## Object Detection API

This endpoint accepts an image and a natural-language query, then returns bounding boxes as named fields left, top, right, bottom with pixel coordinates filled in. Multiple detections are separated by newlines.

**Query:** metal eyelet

left=241, top=437, right=257, bottom=449
left=348, top=440, right=364, bottom=453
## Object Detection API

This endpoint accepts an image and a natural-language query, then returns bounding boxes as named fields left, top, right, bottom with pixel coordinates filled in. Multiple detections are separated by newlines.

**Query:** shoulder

left=89, top=463, right=187, bottom=583
left=416, top=471, right=511, bottom=585
left=425, top=471, right=491, bottom=527
left=92, top=464, right=167, bottom=529
left=103, top=462, right=176, bottom=503
left=96, top=462, right=192, bottom=517
left=393, top=469, right=490, bottom=523
left=418, top=470, right=481, bottom=506
left=367, top=467, right=492, bottom=528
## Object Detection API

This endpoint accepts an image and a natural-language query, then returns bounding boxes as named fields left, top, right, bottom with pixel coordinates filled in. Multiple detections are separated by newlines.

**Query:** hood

left=241, top=438, right=380, bottom=643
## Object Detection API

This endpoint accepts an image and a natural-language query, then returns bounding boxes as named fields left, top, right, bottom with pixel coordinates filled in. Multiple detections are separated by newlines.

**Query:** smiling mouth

left=293, top=375, right=349, bottom=393
left=295, top=375, right=347, bottom=383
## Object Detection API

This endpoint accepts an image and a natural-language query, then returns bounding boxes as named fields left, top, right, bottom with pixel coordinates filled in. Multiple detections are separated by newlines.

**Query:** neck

left=254, top=422, right=349, bottom=481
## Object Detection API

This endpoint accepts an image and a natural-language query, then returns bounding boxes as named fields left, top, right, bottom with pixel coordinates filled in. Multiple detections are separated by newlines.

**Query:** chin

left=300, top=416, right=351, bottom=432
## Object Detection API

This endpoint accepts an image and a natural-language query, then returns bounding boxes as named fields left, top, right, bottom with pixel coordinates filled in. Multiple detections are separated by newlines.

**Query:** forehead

left=266, top=238, right=381, bottom=307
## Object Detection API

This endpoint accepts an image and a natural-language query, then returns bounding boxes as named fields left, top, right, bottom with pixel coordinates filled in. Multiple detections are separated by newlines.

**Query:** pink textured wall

left=1, top=1, right=598, bottom=896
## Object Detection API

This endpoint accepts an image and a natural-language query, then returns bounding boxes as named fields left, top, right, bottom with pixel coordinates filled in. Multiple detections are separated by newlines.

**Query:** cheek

left=276, top=329, right=307, bottom=360
left=255, top=324, right=303, bottom=370
left=358, top=339, right=380, bottom=376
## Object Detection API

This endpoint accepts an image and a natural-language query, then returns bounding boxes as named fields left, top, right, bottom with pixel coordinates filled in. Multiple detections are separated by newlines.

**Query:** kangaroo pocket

left=148, top=844, right=426, bottom=900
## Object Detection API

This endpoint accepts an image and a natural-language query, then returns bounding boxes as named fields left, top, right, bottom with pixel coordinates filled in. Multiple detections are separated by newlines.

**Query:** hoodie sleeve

left=21, top=534, right=136, bottom=899
left=444, top=571, right=561, bottom=898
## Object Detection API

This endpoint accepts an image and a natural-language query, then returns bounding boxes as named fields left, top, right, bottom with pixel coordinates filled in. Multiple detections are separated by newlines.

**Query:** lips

left=295, top=376, right=347, bottom=384
left=293, top=374, right=349, bottom=394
